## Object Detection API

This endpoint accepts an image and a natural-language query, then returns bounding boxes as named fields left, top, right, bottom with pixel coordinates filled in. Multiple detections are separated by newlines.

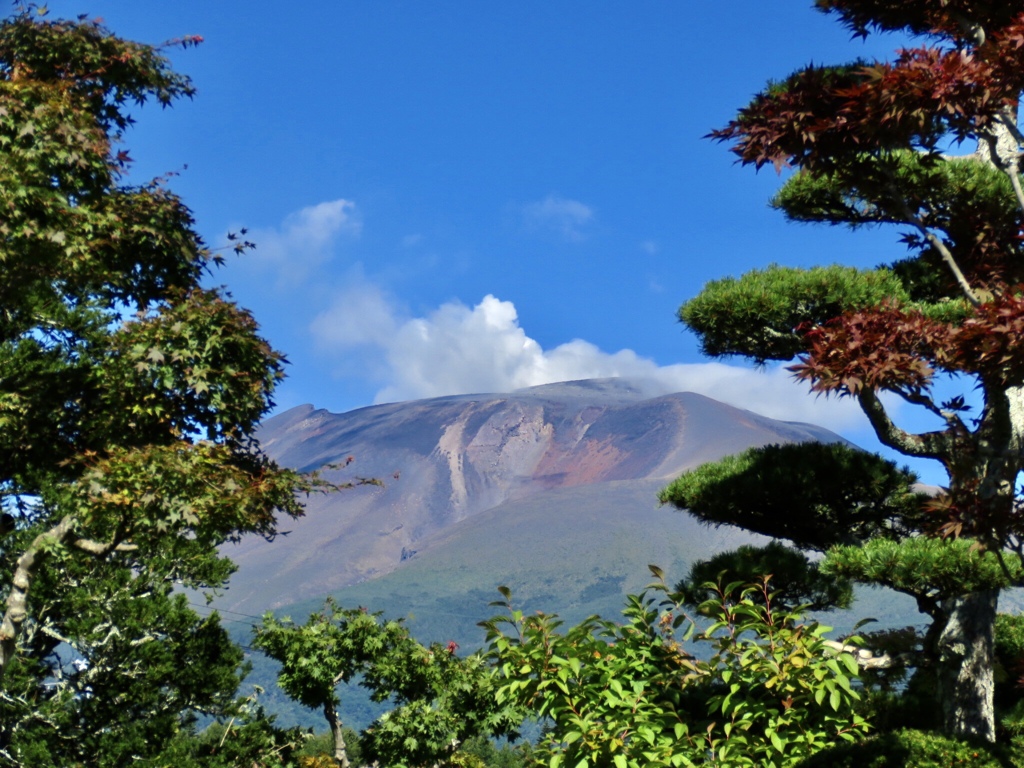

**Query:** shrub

left=485, top=575, right=868, bottom=768
left=794, top=728, right=1020, bottom=768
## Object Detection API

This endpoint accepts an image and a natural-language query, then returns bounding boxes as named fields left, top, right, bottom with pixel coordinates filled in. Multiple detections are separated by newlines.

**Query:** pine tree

left=661, top=0, right=1024, bottom=742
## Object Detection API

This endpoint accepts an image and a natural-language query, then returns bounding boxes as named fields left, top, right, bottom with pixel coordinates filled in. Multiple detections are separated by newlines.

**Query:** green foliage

left=994, top=614, right=1024, bottom=730
left=995, top=614, right=1024, bottom=677
left=360, top=645, right=520, bottom=768
left=255, top=599, right=520, bottom=768
left=254, top=600, right=409, bottom=713
left=294, top=727, right=363, bottom=766
left=678, top=265, right=909, bottom=362
left=658, top=442, right=925, bottom=551
left=773, top=151, right=1019, bottom=309
left=11, top=687, right=309, bottom=768
left=484, top=578, right=868, bottom=768
left=775, top=153, right=1016, bottom=238
left=157, top=692, right=308, bottom=768
left=823, top=539, right=1024, bottom=607
left=457, top=735, right=530, bottom=768
left=253, top=600, right=407, bottom=766
left=794, top=728, right=1021, bottom=768
left=676, top=541, right=853, bottom=612
left=0, top=8, right=325, bottom=764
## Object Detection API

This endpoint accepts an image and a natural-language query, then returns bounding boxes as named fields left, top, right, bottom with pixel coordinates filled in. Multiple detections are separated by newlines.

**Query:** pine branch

left=896, top=200, right=981, bottom=307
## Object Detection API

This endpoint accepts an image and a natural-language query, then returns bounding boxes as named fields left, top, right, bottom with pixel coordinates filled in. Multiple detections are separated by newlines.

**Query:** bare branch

left=71, top=538, right=138, bottom=555
left=989, top=111, right=1024, bottom=217
left=857, top=389, right=952, bottom=459
left=994, top=549, right=1021, bottom=587
left=39, top=624, right=74, bottom=646
left=895, top=201, right=981, bottom=307
left=1004, top=160, right=1024, bottom=217
left=892, top=389, right=968, bottom=432
left=822, top=639, right=919, bottom=670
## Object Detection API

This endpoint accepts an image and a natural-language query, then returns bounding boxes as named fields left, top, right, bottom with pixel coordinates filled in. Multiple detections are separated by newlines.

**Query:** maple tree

left=661, top=0, right=1024, bottom=744
left=255, top=600, right=519, bottom=768
left=0, top=7, right=323, bottom=763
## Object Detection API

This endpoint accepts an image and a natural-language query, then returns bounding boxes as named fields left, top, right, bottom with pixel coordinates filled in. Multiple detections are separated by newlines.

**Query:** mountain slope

left=220, top=378, right=844, bottom=614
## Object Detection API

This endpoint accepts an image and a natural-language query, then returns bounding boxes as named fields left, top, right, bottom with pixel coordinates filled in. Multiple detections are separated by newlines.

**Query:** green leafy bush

left=484, top=574, right=868, bottom=768
left=794, top=728, right=1021, bottom=768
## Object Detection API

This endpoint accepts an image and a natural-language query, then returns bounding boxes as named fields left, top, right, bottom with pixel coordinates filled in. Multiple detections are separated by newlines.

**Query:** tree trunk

left=0, top=516, right=75, bottom=681
left=323, top=698, right=351, bottom=768
left=935, top=589, right=998, bottom=742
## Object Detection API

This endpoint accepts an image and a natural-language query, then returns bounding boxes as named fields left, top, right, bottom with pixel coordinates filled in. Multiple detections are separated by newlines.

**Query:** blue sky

left=62, top=2, right=950, bottom=483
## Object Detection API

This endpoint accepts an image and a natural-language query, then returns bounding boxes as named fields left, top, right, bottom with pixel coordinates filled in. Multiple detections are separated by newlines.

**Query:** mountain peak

left=223, top=379, right=843, bottom=613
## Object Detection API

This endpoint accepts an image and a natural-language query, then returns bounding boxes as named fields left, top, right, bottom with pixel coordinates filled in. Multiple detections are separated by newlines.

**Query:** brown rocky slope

left=220, top=378, right=845, bottom=615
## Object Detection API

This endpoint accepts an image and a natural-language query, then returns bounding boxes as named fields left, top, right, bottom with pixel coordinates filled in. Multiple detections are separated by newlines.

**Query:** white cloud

left=243, top=199, right=361, bottom=286
left=311, top=290, right=867, bottom=432
left=309, top=277, right=398, bottom=347
left=522, top=194, right=594, bottom=242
